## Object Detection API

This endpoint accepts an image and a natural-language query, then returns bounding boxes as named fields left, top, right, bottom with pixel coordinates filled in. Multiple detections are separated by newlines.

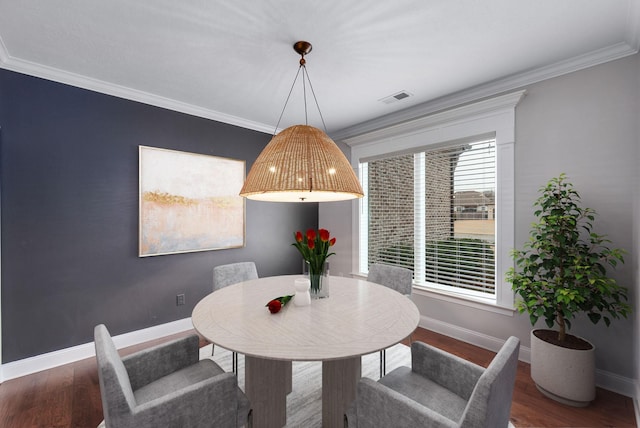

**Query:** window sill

left=351, top=272, right=516, bottom=316
left=412, top=285, right=516, bottom=316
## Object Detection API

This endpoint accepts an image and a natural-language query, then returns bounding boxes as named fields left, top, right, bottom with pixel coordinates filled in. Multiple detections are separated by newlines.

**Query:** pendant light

left=239, top=41, right=364, bottom=202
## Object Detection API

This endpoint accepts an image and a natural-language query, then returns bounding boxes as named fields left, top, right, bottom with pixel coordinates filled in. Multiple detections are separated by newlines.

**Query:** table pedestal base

left=322, top=357, right=362, bottom=428
left=245, top=356, right=361, bottom=428
left=245, top=357, right=292, bottom=428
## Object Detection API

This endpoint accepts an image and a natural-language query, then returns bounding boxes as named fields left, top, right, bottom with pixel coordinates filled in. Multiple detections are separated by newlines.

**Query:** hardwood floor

left=0, top=327, right=635, bottom=427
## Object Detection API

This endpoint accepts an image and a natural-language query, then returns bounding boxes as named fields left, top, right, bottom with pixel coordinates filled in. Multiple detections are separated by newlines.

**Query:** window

left=347, top=91, right=524, bottom=309
left=361, top=138, right=496, bottom=298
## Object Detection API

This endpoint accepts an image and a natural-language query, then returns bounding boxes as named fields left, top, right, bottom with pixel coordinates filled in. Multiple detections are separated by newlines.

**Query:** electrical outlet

left=176, top=294, right=185, bottom=306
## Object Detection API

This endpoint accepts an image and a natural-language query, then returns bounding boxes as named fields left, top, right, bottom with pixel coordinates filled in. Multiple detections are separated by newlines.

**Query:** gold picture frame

left=139, top=146, right=245, bottom=257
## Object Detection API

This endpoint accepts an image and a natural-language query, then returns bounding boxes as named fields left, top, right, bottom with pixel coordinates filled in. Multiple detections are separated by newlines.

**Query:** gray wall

left=0, top=69, right=318, bottom=363
left=324, top=53, right=639, bottom=380
left=511, top=54, right=637, bottom=377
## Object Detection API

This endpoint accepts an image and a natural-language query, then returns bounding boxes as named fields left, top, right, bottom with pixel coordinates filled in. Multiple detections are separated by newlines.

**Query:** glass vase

left=304, top=260, right=329, bottom=299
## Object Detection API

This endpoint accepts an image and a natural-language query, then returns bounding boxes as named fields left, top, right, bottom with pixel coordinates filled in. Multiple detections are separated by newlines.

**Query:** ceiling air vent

left=379, top=91, right=413, bottom=105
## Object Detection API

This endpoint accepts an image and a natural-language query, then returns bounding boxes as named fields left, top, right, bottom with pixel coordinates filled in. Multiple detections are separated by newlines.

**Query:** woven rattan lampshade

left=239, top=40, right=364, bottom=203
left=240, top=124, right=364, bottom=202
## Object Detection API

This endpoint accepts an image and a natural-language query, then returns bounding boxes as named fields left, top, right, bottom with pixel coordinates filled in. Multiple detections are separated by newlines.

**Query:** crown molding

left=0, top=36, right=637, bottom=139
left=343, top=90, right=525, bottom=148
left=0, top=45, right=274, bottom=135
left=332, top=41, right=638, bottom=142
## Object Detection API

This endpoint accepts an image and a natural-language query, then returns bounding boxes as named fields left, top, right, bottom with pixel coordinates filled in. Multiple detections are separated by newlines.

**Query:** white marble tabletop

left=192, top=274, right=420, bottom=361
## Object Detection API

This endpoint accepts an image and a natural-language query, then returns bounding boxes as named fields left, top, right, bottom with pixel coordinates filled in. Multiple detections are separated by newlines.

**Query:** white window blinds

left=362, top=139, right=496, bottom=295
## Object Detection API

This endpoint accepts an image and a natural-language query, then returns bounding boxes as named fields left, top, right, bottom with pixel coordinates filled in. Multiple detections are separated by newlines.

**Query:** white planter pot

left=530, top=329, right=595, bottom=407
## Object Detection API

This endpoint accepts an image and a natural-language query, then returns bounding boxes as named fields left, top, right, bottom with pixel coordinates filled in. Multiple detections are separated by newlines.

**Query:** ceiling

left=0, top=1, right=639, bottom=140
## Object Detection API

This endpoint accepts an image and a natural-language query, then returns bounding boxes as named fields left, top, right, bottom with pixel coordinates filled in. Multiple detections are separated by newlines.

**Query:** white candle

left=293, top=278, right=311, bottom=306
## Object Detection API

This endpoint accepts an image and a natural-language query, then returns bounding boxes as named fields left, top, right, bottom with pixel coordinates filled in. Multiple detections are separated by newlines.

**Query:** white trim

left=0, top=54, right=274, bottom=135
left=358, top=164, right=369, bottom=272
left=332, top=42, right=637, bottom=141
left=495, top=139, right=515, bottom=308
left=413, top=153, right=426, bottom=281
left=419, top=314, right=516, bottom=356
left=349, top=91, right=523, bottom=310
left=0, top=318, right=193, bottom=382
left=635, top=381, right=640, bottom=427
left=419, top=314, right=636, bottom=398
left=593, top=368, right=637, bottom=401
left=343, top=91, right=526, bottom=149
left=626, top=0, right=640, bottom=51
left=413, top=287, right=515, bottom=317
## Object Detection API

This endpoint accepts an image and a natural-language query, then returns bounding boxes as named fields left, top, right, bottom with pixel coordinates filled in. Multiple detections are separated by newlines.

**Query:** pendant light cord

left=303, top=66, right=328, bottom=134
left=302, top=65, right=308, bottom=125
left=272, top=65, right=303, bottom=137
left=272, top=49, right=328, bottom=136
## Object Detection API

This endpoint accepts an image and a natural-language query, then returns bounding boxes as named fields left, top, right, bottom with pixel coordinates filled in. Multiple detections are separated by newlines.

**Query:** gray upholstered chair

left=213, top=262, right=258, bottom=290
left=367, top=263, right=413, bottom=376
left=212, top=261, right=259, bottom=372
left=345, top=336, right=520, bottom=428
left=94, top=324, right=252, bottom=428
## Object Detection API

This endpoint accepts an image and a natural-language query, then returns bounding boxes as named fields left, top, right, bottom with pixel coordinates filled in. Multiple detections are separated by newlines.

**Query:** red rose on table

left=266, top=295, right=294, bottom=314
left=295, top=231, right=303, bottom=242
left=319, top=228, right=330, bottom=242
left=267, top=299, right=282, bottom=314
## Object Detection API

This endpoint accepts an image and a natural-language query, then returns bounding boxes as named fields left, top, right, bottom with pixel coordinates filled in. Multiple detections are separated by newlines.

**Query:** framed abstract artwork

left=139, top=146, right=245, bottom=257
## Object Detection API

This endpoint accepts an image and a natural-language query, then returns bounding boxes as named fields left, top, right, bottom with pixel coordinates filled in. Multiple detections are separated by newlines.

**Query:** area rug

left=199, top=344, right=517, bottom=428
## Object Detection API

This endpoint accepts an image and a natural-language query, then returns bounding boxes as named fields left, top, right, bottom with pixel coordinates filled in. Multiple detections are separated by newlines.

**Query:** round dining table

left=192, top=274, right=420, bottom=428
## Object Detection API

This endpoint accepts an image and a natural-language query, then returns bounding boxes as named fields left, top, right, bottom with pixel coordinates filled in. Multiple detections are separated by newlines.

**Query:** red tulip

left=292, top=228, right=335, bottom=283
left=267, top=299, right=282, bottom=314
left=306, top=229, right=316, bottom=241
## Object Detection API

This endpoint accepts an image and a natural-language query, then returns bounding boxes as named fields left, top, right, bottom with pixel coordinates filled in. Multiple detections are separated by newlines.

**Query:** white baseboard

left=634, top=382, right=640, bottom=427
left=594, top=367, right=637, bottom=399
left=419, top=314, right=636, bottom=398
left=419, top=314, right=526, bottom=356
left=0, top=318, right=193, bottom=382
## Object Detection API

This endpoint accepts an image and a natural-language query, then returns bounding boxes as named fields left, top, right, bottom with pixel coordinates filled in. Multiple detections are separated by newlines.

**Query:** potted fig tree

left=506, top=174, right=630, bottom=406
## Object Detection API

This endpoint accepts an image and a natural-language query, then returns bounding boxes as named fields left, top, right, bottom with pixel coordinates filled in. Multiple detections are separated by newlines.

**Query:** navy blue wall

left=0, top=69, right=317, bottom=362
